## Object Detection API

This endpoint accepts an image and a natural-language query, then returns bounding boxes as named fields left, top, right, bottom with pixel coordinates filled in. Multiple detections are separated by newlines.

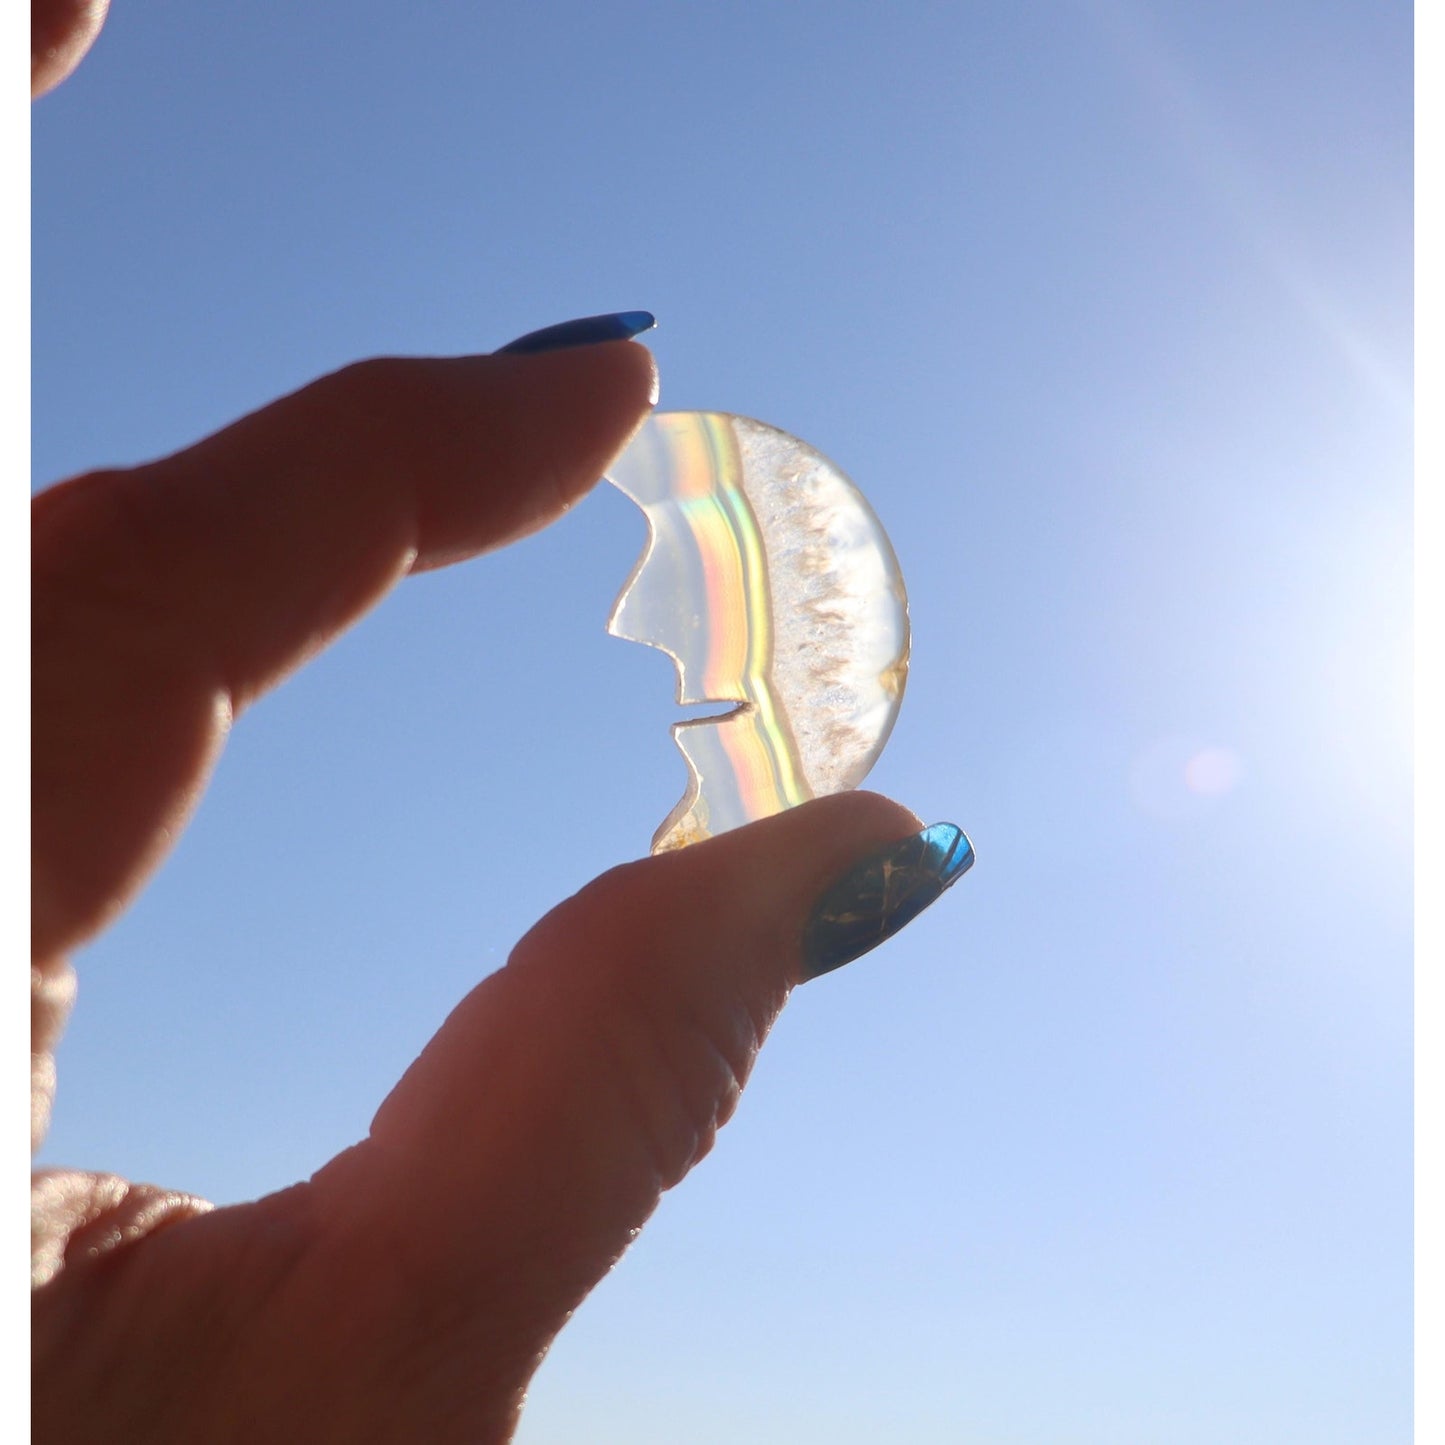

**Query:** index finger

left=31, top=340, right=658, bottom=968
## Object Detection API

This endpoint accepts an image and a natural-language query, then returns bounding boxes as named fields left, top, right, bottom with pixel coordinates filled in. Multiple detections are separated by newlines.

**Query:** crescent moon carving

left=607, top=412, right=910, bottom=853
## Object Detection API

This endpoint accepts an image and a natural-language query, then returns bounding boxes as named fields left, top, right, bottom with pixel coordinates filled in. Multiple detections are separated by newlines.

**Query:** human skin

left=30, top=333, right=930, bottom=1443
left=31, top=10, right=933, bottom=1440
left=31, top=0, right=109, bottom=97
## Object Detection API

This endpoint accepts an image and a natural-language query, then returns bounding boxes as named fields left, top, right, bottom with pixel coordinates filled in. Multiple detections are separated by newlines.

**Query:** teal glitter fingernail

left=801, top=823, right=974, bottom=981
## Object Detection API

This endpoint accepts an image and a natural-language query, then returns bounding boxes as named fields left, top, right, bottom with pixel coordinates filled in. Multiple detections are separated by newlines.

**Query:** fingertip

left=483, top=335, right=660, bottom=455
left=32, top=0, right=109, bottom=98
left=399, top=338, right=658, bottom=567
left=513, top=790, right=928, bottom=1004
left=666, top=790, right=927, bottom=917
left=784, top=788, right=926, bottom=851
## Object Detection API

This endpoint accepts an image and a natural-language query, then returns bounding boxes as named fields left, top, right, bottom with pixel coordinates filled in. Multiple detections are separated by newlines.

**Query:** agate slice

left=607, top=412, right=909, bottom=853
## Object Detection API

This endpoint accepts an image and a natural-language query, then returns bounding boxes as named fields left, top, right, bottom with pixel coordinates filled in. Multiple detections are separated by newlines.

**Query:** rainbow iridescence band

left=608, top=412, right=909, bottom=853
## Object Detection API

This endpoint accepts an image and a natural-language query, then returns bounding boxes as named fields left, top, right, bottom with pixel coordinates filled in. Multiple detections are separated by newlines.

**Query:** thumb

left=302, top=791, right=973, bottom=1436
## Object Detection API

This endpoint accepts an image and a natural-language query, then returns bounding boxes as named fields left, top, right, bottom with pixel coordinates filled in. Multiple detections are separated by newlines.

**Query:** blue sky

left=32, top=2, right=1412, bottom=1441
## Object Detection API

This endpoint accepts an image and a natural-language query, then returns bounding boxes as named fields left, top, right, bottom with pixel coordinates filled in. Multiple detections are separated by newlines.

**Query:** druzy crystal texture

left=607, top=412, right=910, bottom=853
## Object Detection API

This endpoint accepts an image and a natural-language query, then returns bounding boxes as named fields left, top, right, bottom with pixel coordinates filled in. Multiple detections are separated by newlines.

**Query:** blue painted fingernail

left=801, top=823, right=974, bottom=981
left=497, top=311, right=656, bottom=355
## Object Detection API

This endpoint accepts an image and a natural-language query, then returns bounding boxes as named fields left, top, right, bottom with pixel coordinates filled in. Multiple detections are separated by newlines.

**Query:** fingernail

left=497, top=311, right=656, bottom=355
left=801, top=823, right=974, bottom=981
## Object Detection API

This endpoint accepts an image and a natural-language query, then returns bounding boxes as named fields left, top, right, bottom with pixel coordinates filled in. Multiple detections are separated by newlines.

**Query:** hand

left=31, top=333, right=944, bottom=1442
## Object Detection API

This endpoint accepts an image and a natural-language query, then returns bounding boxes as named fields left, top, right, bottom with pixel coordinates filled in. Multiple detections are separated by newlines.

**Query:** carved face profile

left=608, top=413, right=910, bottom=853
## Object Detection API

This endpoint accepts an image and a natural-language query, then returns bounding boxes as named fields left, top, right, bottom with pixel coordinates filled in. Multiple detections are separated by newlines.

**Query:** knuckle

left=597, top=993, right=747, bottom=1191
left=549, top=866, right=764, bottom=1191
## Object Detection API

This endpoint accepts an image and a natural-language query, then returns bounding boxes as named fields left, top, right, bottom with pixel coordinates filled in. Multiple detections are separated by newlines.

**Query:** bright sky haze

left=32, top=3, right=1412, bottom=1441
